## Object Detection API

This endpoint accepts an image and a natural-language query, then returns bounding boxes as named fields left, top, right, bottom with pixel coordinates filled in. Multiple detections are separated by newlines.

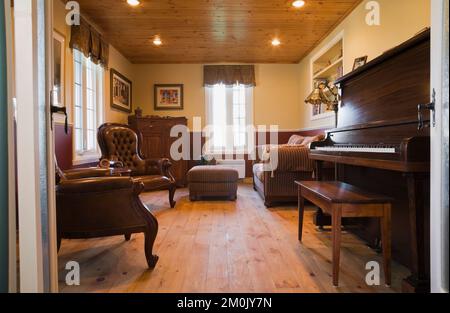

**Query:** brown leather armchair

left=98, top=123, right=176, bottom=208
left=56, top=166, right=159, bottom=269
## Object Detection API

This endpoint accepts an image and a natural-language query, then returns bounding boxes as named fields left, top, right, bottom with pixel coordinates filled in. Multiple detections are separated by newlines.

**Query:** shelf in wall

left=309, top=31, right=344, bottom=122
left=313, top=58, right=343, bottom=80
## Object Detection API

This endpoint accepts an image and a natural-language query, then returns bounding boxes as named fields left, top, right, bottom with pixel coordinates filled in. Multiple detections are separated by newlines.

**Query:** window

left=73, top=50, right=104, bottom=162
left=205, top=84, right=253, bottom=152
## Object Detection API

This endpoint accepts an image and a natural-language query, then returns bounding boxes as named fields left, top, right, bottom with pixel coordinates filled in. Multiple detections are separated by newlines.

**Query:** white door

left=430, top=0, right=449, bottom=294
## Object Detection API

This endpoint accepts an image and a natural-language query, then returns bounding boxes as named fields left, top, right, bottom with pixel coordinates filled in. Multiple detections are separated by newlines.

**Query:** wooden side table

left=296, top=181, right=392, bottom=287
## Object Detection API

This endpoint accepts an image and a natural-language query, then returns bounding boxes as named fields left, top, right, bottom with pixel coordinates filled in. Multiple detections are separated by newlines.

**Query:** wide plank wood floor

left=58, top=183, right=409, bottom=293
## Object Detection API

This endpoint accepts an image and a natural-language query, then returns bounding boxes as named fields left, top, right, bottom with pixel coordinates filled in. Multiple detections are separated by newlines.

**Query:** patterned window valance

left=69, top=18, right=109, bottom=68
left=203, top=65, right=256, bottom=87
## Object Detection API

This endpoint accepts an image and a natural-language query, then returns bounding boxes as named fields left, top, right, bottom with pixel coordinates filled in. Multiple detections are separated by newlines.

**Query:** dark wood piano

left=310, top=29, right=431, bottom=293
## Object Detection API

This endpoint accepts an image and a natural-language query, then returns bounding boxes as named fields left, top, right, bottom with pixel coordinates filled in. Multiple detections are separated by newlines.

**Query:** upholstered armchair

left=97, top=123, right=176, bottom=208
left=55, top=165, right=159, bottom=269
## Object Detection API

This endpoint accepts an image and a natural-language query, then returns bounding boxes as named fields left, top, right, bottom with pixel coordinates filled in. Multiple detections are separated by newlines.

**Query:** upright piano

left=310, top=29, right=431, bottom=292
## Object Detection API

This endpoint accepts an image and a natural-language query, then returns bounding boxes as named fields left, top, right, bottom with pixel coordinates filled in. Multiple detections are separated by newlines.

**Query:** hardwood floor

left=58, top=183, right=409, bottom=293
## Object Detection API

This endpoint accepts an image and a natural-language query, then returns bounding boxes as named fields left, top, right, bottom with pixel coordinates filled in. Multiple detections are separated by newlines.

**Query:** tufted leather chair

left=55, top=162, right=159, bottom=269
left=97, top=123, right=176, bottom=208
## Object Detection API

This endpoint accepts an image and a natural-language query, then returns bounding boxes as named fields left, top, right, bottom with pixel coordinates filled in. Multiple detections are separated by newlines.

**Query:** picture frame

left=352, top=56, right=368, bottom=71
left=110, top=69, right=133, bottom=113
left=52, top=30, right=65, bottom=108
left=154, top=84, right=184, bottom=111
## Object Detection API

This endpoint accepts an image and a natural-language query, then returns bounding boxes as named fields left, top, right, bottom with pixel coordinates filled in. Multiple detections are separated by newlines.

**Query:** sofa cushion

left=301, top=134, right=325, bottom=147
left=287, top=135, right=305, bottom=145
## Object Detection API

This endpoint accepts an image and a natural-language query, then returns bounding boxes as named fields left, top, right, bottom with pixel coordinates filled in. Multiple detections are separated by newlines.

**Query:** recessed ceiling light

left=292, top=0, right=305, bottom=8
left=271, top=38, right=281, bottom=46
left=153, top=37, right=162, bottom=46
left=127, top=0, right=140, bottom=7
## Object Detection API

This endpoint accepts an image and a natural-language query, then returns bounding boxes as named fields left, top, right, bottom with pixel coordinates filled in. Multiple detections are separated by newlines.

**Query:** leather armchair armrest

left=63, top=168, right=112, bottom=180
left=99, top=159, right=124, bottom=169
left=145, top=158, right=174, bottom=179
left=56, top=177, right=134, bottom=194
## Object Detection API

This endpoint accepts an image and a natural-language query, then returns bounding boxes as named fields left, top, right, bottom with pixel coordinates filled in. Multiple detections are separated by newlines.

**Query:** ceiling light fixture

left=153, top=36, right=163, bottom=46
left=292, top=0, right=305, bottom=8
left=127, top=0, right=140, bottom=7
left=271, top=38, right=281, bottom=46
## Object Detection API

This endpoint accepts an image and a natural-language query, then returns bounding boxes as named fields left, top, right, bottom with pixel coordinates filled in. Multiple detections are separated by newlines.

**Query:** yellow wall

left=133, top=63, right=301, bottom=129
left=298, top=0, right=431, bottom=129
left=53, top=0, right=134, bottom=126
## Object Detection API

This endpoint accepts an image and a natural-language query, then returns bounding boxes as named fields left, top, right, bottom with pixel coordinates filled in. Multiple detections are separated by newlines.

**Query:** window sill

left=73, top=152, right=100, bottom=166
left=206, top=150, right=251, bottom=156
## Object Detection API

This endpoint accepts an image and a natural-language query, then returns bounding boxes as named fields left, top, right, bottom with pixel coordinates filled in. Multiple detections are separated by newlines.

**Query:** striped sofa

left=253, top=134, right=325, bottom=207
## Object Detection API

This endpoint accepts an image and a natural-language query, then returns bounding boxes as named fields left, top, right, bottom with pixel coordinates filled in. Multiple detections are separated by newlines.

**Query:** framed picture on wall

left=154, top=84, right=184, bottom=110
left=110, top=69, right=133, bottom=113
left=352, top=56, right=368, bottom=71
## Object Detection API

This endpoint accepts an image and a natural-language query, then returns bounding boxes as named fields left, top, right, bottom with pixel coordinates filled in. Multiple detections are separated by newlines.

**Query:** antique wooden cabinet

left=128, top=115, right=188, bottom=186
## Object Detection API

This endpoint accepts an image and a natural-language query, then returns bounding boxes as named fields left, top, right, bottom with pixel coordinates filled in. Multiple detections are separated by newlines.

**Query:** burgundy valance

left=203, top=65, right=256, bottom=87
left=69, top=18, right=109, bottom=68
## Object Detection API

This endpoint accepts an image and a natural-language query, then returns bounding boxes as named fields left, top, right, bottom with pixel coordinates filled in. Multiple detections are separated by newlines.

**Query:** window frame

left=205, top=83, right=254, bottom=154
left=72, top=50, right=104, bottom=166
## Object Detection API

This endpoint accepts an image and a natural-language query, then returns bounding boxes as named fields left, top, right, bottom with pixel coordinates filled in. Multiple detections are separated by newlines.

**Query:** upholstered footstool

left=188, top=166, right=239, bottom=201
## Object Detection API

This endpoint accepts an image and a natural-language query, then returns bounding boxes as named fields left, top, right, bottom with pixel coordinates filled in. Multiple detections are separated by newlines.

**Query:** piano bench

left=295, top=181, right=393, bottom=287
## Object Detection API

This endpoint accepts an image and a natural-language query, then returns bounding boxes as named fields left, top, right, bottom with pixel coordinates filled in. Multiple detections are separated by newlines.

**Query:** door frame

left=46, top=0, right=59, bottom=293
left=430, top=0, right=449, bottom=293
left=14, top=0, right=58, bottom=293
left=3, top=0, right=17, bottom=293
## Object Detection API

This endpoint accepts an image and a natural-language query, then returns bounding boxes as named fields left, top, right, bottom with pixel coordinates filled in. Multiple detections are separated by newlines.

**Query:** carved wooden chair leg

left=144, top=229, right=159, bottom=269
left=124, top=233, right=132, bottom=241
left=169, top=185, right=176, bottom=208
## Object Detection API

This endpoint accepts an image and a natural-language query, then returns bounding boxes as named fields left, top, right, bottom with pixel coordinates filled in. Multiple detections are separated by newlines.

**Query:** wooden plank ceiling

left=75, top=0, right=362, bottom=64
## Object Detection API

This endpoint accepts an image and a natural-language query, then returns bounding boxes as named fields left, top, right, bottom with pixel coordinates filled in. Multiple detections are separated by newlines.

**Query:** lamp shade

left=305, top=87, right=323, bottom=105
left=305, top=81, right=340, bottom=106
left=320, top=86, right=337, bottom=103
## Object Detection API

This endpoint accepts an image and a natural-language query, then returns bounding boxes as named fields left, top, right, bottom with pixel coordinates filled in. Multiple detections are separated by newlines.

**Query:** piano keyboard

left=315, top=145, right=397, bottom=154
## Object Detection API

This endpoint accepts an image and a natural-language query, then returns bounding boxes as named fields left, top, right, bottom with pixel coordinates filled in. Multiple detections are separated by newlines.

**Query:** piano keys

left=309, top=29, right=431, bottom=293
left=315, top=144, right=397, bottom=154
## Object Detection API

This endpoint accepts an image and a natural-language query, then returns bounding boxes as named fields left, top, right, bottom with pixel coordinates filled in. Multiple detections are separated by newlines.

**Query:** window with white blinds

left=73, top=50, right=104, bottom=162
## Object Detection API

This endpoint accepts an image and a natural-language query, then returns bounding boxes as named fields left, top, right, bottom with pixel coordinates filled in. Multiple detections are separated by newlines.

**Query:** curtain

left=204, top=65, right=256, bottom=87
left=69, top=18, right=109, bottom=68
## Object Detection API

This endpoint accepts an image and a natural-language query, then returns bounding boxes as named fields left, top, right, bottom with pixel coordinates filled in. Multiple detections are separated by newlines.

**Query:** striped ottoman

left=187, top=166, right=239, bottom=201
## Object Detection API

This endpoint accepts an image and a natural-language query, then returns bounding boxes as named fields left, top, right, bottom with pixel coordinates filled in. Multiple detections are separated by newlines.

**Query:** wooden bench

left=296, top=181, right=392, bottom=287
